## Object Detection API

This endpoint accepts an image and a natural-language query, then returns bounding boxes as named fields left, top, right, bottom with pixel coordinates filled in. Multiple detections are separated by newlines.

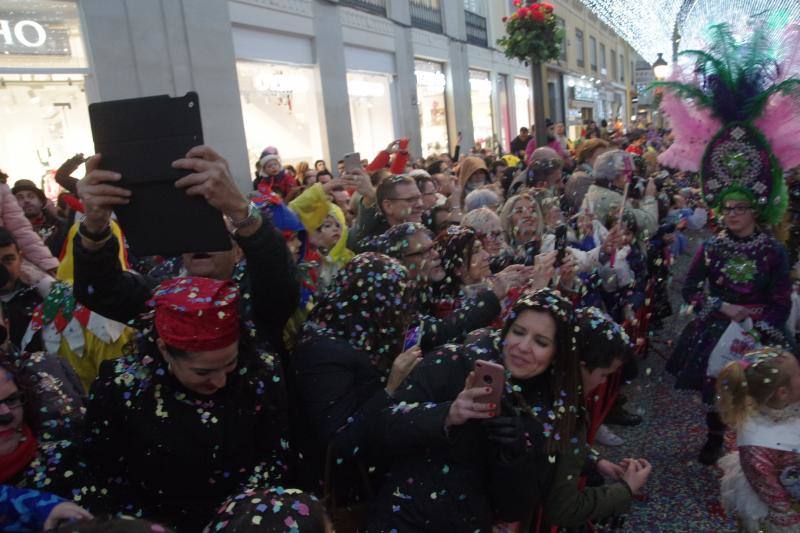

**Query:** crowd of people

left=0, top=21, right=799, bottom=532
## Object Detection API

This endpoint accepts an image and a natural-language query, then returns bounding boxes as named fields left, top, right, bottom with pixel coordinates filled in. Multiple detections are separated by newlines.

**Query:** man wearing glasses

left=348, top=174, right=424, bottom=252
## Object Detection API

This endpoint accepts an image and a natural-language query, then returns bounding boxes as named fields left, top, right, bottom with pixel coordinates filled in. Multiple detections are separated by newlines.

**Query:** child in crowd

left=718, top=348, right=800, bottom=532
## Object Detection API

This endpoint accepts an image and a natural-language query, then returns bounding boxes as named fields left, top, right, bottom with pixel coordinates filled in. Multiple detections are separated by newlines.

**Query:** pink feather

left=657, top=91, right=721, bottom=172
left=777, top=22, right=800, bottom=82
left=756, top=93, right=800, bottom=170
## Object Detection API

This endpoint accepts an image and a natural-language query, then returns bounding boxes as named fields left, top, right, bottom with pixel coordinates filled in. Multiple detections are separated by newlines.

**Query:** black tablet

left=88, top=92, right=231, bottom=257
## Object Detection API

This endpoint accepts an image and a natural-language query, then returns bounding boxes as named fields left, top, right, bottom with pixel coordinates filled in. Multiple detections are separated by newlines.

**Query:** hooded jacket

left=458, top=156, right=489, bottom=204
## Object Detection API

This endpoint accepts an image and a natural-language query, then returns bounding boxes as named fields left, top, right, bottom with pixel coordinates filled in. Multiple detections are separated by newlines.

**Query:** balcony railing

left=465, top=10, right=487, bottom=47
left=339, top=0, right=386, bottom=17
left=410, top=0, right=443, bottom=33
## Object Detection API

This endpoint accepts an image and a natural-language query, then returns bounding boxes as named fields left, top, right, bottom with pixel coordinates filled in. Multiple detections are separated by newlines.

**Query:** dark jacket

left=543, top=421, right=632, bottom=528
left=1, top=282, right=43, bottom=353
left=418, top=288, right=501, bottom=351
left=366, top=337, right=555, bottom=532
left=510, top=135, right=531, bottom=158
left=72, top=219, right=299, bottom=359
left=77, top=347, right=290, bottom=532
left=293, top=333, right=394, bottom=499
left=35, top=212, right=70, bottom=258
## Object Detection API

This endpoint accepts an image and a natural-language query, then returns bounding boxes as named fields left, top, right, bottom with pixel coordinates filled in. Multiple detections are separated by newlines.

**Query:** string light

left=578, top=0, right=800, bottom=64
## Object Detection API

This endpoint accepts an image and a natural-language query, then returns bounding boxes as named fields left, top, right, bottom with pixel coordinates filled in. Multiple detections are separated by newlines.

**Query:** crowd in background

left=0, top=111, right=795, bottom=533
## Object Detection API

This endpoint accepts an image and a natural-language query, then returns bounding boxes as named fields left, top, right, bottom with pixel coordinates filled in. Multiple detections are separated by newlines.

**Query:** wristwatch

left=228, top=202, right=261, bottom=232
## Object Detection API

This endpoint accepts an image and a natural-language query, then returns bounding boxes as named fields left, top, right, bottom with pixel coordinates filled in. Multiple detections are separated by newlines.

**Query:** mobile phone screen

left=403, top=323, right=423, bottom=351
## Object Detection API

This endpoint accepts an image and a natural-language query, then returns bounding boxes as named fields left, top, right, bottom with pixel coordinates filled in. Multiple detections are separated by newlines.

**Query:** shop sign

left=0, top=15, right=70, bottom=56
left=573, top=85, right=599, bottom=102
left=415, top=69, right=446, bottom=90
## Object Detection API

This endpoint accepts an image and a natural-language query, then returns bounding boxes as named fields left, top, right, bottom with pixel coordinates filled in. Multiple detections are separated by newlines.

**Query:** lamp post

left=652, top=53, right=669, bottom=80
left=652, top=53, right=669, bottom=128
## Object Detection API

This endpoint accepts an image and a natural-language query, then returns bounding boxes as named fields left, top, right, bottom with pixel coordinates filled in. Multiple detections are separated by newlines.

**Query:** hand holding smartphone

left=473, top=359, right=505, bottom=407
left=343, top=152, right=362, bottom=174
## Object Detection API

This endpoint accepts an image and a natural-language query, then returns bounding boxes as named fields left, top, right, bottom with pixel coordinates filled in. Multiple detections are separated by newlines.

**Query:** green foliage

left=496, top=1, right=563, bottom=65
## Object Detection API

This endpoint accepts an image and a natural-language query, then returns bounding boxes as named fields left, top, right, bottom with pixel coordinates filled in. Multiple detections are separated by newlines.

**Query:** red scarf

left=0, top=425, right=37, bottom=483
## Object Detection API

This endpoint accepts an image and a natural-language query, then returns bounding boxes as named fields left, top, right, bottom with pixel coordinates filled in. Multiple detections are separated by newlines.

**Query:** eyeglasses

left=403, top=244, right=436, bottom=258
left=0, top=392, right=26, bottom=409
left=721, top=204, right=753, bottom=215
left=480, top=230, right=504, bottom=241
left=387, top=195, right=422, bottom=204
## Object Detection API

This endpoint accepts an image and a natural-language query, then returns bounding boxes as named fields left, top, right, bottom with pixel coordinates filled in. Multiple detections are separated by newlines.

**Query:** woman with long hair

left=366, top=288, right=582, bottom=531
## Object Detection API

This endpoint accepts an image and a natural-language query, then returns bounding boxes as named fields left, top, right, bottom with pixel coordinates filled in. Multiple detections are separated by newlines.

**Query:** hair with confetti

left=575, top=307, right=632, bottom=371
left=206, top=487, right=329, bottom=533
left=375, top=222, right=431, bottom=260
left=500, top=288, right=582, bottom=453
left=716, top=347, right=792, bottom=428
left=305, top=253, right=414, bottom=371
left=433, top=225, right=481, bottom=300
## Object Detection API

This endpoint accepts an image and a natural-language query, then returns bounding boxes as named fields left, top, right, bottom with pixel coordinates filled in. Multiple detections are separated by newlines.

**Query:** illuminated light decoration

left=577, top=0, right=800, bottom=64
left=469, top=77, right=493, bottom=95
left=414, top=70, right=446, bottom=90
left=652, top=52, right=669, bottom=80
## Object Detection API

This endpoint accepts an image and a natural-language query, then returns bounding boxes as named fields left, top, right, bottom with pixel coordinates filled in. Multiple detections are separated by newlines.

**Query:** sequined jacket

left=740, top=445, right=800, bottom=529
left=682, top=231, right=791, bottom=332
left=76, top=348, right=290, bottom=532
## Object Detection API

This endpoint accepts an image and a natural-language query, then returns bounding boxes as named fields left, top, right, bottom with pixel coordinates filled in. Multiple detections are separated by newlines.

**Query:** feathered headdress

left=652, top=20, right=800, bottom=225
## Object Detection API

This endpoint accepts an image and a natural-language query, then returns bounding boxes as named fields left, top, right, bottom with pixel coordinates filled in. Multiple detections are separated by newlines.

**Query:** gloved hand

left=483, top=415, right=544, bottom=462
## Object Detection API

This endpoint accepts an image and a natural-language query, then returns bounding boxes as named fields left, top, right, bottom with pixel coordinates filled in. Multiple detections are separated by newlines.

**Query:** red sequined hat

left=149, top=277, right=240, bottom=352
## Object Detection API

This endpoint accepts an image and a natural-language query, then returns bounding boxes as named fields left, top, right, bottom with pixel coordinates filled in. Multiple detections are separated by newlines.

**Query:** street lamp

left=653, top=53, right=669, bottom=80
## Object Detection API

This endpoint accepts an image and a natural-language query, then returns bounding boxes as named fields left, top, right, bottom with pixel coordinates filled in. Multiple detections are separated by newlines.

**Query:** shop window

left=469, top=69, right=495, bottom=151
left=236, top=61, right=324, bottom=167
left=415, top=59, right=449, bottom=157
left=0, top=1, right=91, bottom=187
left=347, top=72, right=395, bottom=162
left=514, top=77, right=532, bottom=131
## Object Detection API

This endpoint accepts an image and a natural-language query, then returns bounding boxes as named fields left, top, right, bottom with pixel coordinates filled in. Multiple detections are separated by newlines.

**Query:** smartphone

left=402, top=322, right=425, bottom=351
left=343, top=152, right=362, bottom=174
left=554, top=223, right=568, bottom=268
left=473, top=359, right=505, bottom=407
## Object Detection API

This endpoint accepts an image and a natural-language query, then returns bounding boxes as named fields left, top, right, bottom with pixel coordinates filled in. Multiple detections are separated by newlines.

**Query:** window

left=610, top=49, right=617, bottom=79
left=415, top=59, right=449, bottom=156
left=237, top=61, right=324, bottom=165
left=619, top=53, right=625, bottom=82
left=600, top=43, right=606, bottom=74
left=575, top=29, right=584, bottom=68
left=469, top=69, right=495, bottom=151
left=589, top=36, right=597, bottom=71
left=514, top=78, right=532, bottom=132
left=556, top=17, right=566, bottom=61
left=347, top=72, right=395, bottom=161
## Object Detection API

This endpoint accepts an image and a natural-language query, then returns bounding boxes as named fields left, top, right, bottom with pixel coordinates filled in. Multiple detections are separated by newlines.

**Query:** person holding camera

left=581, top=150, right=659, bottom=240
left=72, top=146, right=300, bottom=359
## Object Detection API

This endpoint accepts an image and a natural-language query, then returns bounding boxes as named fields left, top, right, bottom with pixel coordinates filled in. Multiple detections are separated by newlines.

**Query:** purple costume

left=667, top=230, right=791, bottom=402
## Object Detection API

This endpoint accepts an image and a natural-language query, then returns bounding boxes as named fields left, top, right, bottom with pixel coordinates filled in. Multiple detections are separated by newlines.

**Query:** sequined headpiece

left=651, top=20, right=800, bottom=225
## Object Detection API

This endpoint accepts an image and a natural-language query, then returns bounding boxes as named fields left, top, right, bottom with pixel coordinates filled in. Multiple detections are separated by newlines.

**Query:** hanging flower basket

left=497, top=1, right=563, bottom=65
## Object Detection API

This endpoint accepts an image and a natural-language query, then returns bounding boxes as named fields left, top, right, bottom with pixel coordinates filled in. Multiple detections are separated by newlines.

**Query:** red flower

left=502, top=15, right=508, bottom=22
left=541, top=2, right=554, bottom=12
left=513, top=0, right=521, bottom=6
left=531, top=9, right=545, bottom=21
left=518, top=6, right=530, bottom=17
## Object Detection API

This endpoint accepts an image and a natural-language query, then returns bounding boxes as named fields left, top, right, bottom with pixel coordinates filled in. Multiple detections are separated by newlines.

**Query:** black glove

left=483, top=415, right=544, bottom=461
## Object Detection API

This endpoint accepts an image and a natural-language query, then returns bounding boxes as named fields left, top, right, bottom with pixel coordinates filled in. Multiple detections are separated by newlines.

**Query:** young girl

left=717, top=348, right=800, bottom=532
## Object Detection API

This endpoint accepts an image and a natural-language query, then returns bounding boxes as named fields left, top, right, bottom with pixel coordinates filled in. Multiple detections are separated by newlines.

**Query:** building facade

left=0, top=0, right=636, bottom=191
